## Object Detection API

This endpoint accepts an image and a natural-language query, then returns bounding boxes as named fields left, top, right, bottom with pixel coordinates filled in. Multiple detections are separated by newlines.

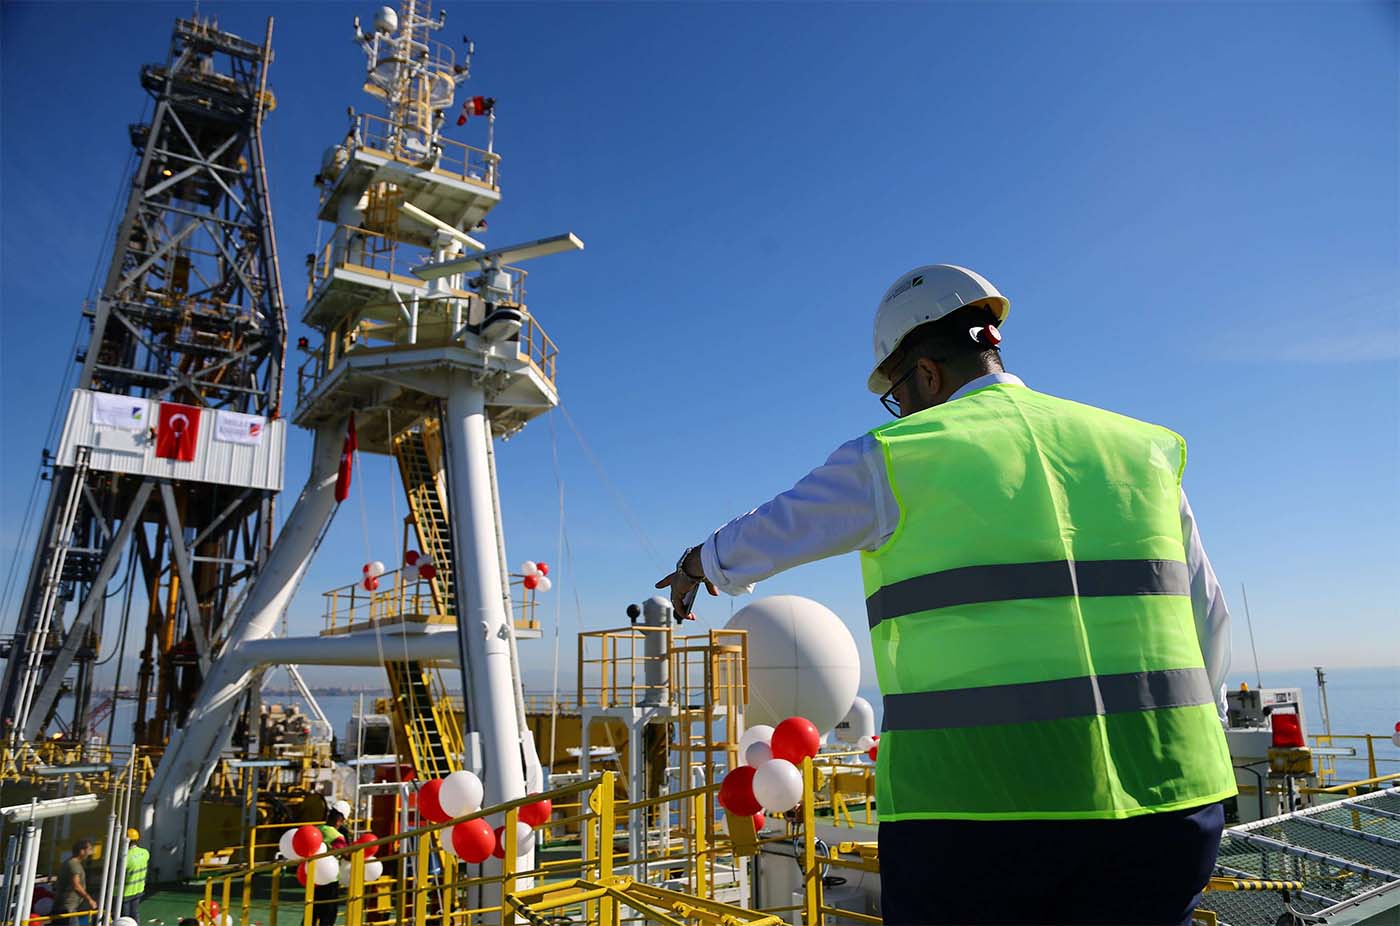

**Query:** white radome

left=834, top=695, right=876, bottom=744
left=724, top=595, right=861, bottom=734
left=373, top=6, right=398, bottom=33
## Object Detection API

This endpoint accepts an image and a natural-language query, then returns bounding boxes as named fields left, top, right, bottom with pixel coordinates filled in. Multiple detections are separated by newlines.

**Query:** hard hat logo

left=867, top=264, right=1011, bottom=394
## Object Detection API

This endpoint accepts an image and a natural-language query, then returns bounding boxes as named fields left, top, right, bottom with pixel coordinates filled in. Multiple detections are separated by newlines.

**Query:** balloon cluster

left=361, top=561, right=386, bottom=592
left=279, top=822, right=386, bottom=887
left=857, top=734, right=880, bottom=762
left=720, top=716, right=820, bottom=817
left=519, top=561, right=552, bottom=592
left=404, top=550, right=438, bottom=582
left=415, top=770, right=554, bottom=864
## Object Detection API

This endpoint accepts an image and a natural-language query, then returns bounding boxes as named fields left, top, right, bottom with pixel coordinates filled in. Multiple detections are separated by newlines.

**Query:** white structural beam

left=142, top=421, right=346, bottom=880
left=440, top=371, right=532, bottom=895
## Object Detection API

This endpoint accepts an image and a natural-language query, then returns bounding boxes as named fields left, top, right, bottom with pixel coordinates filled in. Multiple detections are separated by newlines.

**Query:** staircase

left=5, top=447, right=92, bottom=744
left=385, top=660, right=462, bottom=780
left=393, top=425, right=455, bottom=617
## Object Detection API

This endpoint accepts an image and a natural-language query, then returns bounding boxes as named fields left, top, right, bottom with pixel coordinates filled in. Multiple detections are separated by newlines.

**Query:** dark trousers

left=878, top=802, right=1224, bottom=925
left=120, top=897, right=141, bottom=921
left=312, top=883, right=340, bottom=926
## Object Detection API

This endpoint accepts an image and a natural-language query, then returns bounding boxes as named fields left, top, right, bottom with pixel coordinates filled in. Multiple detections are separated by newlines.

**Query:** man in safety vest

left=657, top=265, right=1236, bottom=925
left=312, top=809, right=350, bottom=926
left=121, top=828, right=149, bottom=920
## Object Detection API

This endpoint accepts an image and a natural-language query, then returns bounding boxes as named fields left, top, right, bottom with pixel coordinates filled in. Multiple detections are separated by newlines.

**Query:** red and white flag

left=155, top=402, right=202, bottom=461
left=456, top=95, right=493, bottom=126
left=335, top=413, right=357, bottom=503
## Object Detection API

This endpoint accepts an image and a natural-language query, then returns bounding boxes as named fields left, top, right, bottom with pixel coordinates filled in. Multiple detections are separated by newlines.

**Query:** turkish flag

left=156, top=402, right=202, bottom=461
left=335, top=413, right=357, bottom=502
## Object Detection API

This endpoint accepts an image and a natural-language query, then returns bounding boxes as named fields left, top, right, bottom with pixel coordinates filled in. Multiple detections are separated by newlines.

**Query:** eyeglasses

left=880, top=365, right=917, bottom=417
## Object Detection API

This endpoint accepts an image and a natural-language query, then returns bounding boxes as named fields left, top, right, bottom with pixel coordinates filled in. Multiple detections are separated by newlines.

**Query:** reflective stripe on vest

left=861, top=383, right=1236, bottom=821
left=123, top=847, right=149, bottom=897
left=866, top=558, right=1190, bottom=628
left=882, top=666, right=1214, bottom=730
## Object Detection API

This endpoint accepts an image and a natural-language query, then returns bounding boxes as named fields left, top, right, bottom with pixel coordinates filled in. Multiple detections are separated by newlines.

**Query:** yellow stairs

left=385, top=660, right=462, bottom=779
left=393, top=423, right=456, bottom=617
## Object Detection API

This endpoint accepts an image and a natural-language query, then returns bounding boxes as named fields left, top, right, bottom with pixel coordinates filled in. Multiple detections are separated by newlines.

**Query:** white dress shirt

left=699, top=373, right=1231, bottom=716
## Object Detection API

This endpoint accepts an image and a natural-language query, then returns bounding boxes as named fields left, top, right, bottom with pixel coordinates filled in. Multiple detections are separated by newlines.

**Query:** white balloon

left=737, top=725, right=774, bottom=767
left=115, top=918, right=138, bottom=926
left=535, top=576, right=552, bottom=593
left=279, top=828, right=302, bottom=861
left=752, top=758, right=803, bottom=812
left=506, top=820, right=535, bottom=855
left=520, top=561, right=537, bottom=576
left=439, top=770, right=484, bottom=818
left=312, top=855, right=339, bottom=885
left=744, top=742, right=772, bottom=767
left=340, top=858, right=385, bottom=885
left=368, top=560, right=386, bottom=578
left=856, top=735, right=875, bottom=752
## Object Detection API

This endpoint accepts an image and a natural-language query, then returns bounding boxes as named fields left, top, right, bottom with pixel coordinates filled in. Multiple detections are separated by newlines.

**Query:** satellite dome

left=724, top=595, right=861, bottom=734
left=833, top=695, right=876, bottom=744
left=373, top=6, right=398, bottom=34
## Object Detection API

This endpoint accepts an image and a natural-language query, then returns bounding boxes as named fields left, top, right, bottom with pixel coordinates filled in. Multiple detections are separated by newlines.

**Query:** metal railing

left=322, top=572, right=441, bottom=635
left=353, top=112, right=499, bottom=188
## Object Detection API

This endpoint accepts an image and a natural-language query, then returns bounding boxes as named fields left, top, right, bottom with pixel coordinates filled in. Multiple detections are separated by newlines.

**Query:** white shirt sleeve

left=1181, top=488, right=1231, bottom=722
left=699, top=434, right=898, bottom=596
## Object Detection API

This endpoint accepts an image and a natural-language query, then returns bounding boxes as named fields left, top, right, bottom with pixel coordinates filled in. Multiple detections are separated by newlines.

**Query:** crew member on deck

left=657, top=265, right=1237, bottom=926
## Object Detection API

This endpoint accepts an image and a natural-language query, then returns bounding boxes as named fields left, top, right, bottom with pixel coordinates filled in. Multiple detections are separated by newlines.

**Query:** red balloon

left=519, top=797, right=552, bottom=827
left=770, top=717, right=820, bottom=764
left=291, top=824, right=323, bottom=858
left=362, top=563, right=372, bottom=574
left=753, top=812, right=765, bottom=831
left=491, top=825, right=508, bottom=859
left=353, top=833, right=379, bottom=858
left=295, top=861, right=309, bottom=886
left=868, top=738, right=879, bottom=762
left=718, top=766, right=762, bottom=816
left=405, top=550, right=420, bottom=566
left=451, top=818, right=496, bottom=863
left=362, top=575, right=379, bottom=592
left=418, top=778, right=450, bottom=824
left=535, top=562, right=549, bottom=576
left=418, top=564, right=437, bottom=581
left=523, top=574, right=539, bottom=590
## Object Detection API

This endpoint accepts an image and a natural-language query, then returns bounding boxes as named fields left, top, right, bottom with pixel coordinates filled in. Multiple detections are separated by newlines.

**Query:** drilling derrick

left=0, top=16, right=286, bottom=747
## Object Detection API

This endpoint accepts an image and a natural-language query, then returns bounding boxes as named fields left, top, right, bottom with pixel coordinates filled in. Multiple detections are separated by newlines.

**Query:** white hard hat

left=867, top=264, right=1010, bottom=393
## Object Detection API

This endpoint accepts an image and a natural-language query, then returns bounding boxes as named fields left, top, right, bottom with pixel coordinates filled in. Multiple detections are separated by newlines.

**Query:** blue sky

left=1, top=2, right=1396, bottom=690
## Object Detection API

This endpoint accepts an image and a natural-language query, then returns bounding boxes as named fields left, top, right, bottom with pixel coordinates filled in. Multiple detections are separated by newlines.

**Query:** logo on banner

left=214, top=410, right=267, bottom=447
left=156, top=402, right=202, bottom=461
left=91, top=393, right=149, bottom=431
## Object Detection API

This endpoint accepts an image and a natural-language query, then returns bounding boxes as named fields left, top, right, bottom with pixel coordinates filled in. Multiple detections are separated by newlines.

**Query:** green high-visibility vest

left=861, top=383, right=1236, bottom=821
left=123, top=846, right=149, bottom=898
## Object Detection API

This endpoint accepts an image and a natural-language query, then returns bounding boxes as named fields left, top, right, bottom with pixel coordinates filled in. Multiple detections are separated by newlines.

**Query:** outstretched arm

left=656, top=435, right=894, bottom=616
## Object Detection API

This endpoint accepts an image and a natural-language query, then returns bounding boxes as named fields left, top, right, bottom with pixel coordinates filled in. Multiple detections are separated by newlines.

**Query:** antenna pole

left=1314, top=666, right=1333, bottom=739
left=1240, top=582, right=1263, bottom=689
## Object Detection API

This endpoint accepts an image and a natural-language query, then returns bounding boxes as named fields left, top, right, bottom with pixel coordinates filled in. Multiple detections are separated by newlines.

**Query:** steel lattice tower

left=0, top=16, right=286, bottom=747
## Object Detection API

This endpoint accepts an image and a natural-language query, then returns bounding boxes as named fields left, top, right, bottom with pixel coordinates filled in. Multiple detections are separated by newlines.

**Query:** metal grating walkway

left=1199, top=787, right=1400, bottom=925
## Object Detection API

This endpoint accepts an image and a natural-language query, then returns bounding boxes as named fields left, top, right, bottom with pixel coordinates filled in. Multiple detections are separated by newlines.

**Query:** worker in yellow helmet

left=121, top=828, right=149, bottom=921
left=658, top=265, right=1236, bottom=925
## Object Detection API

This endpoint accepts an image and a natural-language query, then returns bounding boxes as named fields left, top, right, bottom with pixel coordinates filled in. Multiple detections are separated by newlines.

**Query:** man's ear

left=917, top=356, right=941, bottom=396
